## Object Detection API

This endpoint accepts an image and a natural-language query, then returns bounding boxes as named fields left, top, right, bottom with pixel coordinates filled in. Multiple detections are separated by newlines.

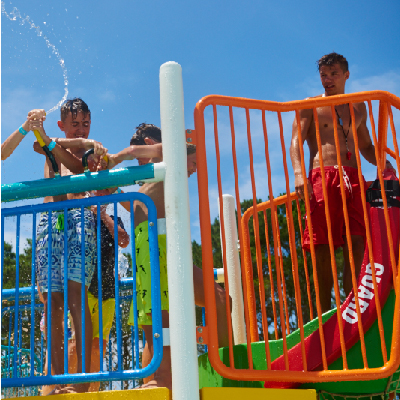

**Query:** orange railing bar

left=295, top=109, right=328, bottom=370
left=228, top=105, right=255, bottom=368
left=295, top=198, right=314, bottom=321
left=212, top=104, right=235, bottom=368
left=369, top=104, right=398, bottom=294
left=194, top=90, right=400, bottom=383
left=332, top=103, right=368, bottom=368
left=278, top=110, right=307, bottom=370
left=387, top=105, right=400, bottom=276
left=262, top=209, right=279, bottom=341
left=312, top=106, right=349, bottom=369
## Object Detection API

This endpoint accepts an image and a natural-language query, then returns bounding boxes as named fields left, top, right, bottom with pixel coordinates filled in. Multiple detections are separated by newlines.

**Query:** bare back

left=134, top=181, right=165, bottom=227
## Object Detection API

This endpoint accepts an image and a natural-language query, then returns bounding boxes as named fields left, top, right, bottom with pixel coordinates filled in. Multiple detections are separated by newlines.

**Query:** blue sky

left=2, top=0, right=400, bottom=246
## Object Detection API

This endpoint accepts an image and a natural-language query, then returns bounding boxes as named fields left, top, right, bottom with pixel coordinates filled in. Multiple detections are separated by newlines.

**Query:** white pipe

left=137, top=162, right=167, bottom=184
left=159, top=61, right=200, bottom=400
left=219, top=194, right=247, bottom=345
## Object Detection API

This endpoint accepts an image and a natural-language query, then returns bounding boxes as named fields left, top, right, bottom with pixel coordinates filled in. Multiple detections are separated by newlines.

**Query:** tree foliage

left=192, top=196, right=345, bottom=341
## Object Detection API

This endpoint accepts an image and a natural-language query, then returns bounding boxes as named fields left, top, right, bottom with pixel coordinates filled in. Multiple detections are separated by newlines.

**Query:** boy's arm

left=32, top=122, right=85, bottom=174
left=290, top=108, right=314, bottom=200
left=55, top=138, right=107, bottom=155
left=105, top=143, right=163, bottom=169
left=1, top=120, right=32, bottom=161
left=93, top=206, right=130, bottom=248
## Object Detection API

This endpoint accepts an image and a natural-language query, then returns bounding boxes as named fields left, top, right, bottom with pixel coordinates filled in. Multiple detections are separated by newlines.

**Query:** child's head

left=58, top=98, right=91, bottom=139
left=186, top=143, right=197, bottom=177
left=130, top=123, right=162, bottom=146
left=60, top=98, right=91, bottom=122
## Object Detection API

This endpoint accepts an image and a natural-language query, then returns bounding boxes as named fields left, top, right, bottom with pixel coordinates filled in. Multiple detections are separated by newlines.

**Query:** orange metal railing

left=194, top=90, right=400, bottom=383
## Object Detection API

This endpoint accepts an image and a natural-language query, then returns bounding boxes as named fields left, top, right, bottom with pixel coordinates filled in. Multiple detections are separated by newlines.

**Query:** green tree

left=192, top=196, right=345, bottom=341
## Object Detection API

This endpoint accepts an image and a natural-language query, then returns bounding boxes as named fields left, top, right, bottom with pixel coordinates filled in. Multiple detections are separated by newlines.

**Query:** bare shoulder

left=304, top=94, right=324, bottom=100
left=353, top=101, right=367, bottom=113
left=352, top=101, right=368, bottom=123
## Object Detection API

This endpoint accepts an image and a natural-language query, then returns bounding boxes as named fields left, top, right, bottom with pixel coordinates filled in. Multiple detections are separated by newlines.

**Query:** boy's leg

left=192, top=264, right=230, bottom=347
left=67, top=280, right=93, bottom=392
left=88, top=337, right=107, bottom=392
left=343, top=234, right=364, bottom=296
left=42, top=292, right=65, bottom=375
left=315, top=244, right=334, bottom=313
left=140, top=310, right=172, bottom=390
left=88, top=296, right=115, bottom=392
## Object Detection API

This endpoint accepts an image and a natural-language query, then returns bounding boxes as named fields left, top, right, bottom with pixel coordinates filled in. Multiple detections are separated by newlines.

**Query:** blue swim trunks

left=36, top=208, right=97, bottom=293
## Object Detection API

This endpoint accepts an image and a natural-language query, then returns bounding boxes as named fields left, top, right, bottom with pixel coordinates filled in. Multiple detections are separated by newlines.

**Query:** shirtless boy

left=290, top=52, right=393, bottom=313
left=104, top=123, right=229, bottom=390
left=33, top=98, right=107, bottom=394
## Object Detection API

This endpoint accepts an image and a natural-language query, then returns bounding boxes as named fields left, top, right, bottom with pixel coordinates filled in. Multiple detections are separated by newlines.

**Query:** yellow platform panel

left=29, top=388, right=171, bottom=400
left=200, top=387, right=316, bottom=400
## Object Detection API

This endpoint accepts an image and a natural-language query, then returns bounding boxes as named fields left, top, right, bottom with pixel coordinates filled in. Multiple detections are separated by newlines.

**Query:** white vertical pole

left=159, top=61, right=199, bottom=400
left=219, top=194, right=247, bottom=344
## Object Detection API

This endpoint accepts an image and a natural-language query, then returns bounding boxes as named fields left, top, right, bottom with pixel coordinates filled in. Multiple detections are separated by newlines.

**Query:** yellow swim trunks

left=128, top=219, right=168, bottom=327
left=88, top=291, right=115, bottom=340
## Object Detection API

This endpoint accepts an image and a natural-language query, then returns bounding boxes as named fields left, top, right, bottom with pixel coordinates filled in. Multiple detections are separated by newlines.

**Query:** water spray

left=2, top=2, right=69, bottom=115
left=2, top=2, right=68, bottom=176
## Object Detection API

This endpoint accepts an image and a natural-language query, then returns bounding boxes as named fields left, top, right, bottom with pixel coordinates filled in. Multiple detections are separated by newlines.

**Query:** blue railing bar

left=108, top=336, right=112, bottom=391
left=1, top=285, right=131, bottom=302
left=63, top=208, right=69, bottom=374
left=30, top=211, right=37, bottom=378
left=1, top=214, right=4, bottom=292
left=2, top=269, right=221, bottom=301
left=114, top=205, right=122, bottom=371
left=148, top=213, right=163, bottom=371
left=80, top=206, right=87, bottom=373
left=130, top=199, right=140, bottom=370
left=13, top=214, right=21, bottom=379
left=18, top=309, right=23, bottom=378
left=2, top=192, right=152, bottom=217
left=47, top=210, right=53, bottom=376
left=2, top=286, right=39, bottom=301
left=40, top=331, right=44, bottom=376
left=2, top=360, right=166, bottom=387
left=2, top=303, right=43, bottom=316
left=1, top=164, right=155, bottom=203
left=96, top=201, right=104, bottom=373
left=7, top=312, right=12, bottom=377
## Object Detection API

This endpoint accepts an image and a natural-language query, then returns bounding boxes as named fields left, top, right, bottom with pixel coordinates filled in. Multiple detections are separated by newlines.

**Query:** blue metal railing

left=1, top=167, right=163, bottom=389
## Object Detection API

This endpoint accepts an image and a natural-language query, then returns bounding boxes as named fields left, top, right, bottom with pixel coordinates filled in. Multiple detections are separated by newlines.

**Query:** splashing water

left=1, top=2, right=68, bottom=115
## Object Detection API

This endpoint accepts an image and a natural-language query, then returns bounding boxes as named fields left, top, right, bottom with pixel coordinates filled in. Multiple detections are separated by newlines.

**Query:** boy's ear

left=144, top=137, right=154, bottom=145
left=57, top=120, right=64, bottom=131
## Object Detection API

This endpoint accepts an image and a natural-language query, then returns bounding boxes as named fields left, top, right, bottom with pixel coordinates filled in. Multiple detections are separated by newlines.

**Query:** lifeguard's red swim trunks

left=302, top=166, right=367, bottom=251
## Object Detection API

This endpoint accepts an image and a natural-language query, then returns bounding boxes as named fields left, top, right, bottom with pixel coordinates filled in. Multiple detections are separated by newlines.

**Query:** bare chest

left=313, top=105, right=362, bottom=137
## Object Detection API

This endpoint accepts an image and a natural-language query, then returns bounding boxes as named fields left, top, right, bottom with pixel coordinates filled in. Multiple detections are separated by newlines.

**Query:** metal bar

left=1, top=164, right=155, bottom=203
left=30, top=212, right=37, bottom=378
left=114, top=206, right=122, bottom=371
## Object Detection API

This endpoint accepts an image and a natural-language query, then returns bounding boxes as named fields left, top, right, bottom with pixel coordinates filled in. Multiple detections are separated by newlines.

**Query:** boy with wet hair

left=130, top=123, right=162, bottom=145
left=102, top=123, right=228, bottom=390
left=317, top=52, right=349, bottom=73
left=33, top=98, right=108, bottom=394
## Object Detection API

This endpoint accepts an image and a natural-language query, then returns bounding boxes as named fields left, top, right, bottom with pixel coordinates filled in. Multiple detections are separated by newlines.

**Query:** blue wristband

left=115, top=188, right=122, bottom=194
left=19, top=126, right=28, bottom=136
left=48, top=141, right=56, bottom=151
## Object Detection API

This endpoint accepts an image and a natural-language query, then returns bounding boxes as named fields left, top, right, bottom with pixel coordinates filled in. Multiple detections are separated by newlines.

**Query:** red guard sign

left=265, top=170, right=400, bottom=388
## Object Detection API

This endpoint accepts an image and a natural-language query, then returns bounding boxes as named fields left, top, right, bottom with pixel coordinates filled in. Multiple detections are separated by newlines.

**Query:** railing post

left=159, top=61, right=200, bottom=400
left=219, top=194, right=246, bottom=345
